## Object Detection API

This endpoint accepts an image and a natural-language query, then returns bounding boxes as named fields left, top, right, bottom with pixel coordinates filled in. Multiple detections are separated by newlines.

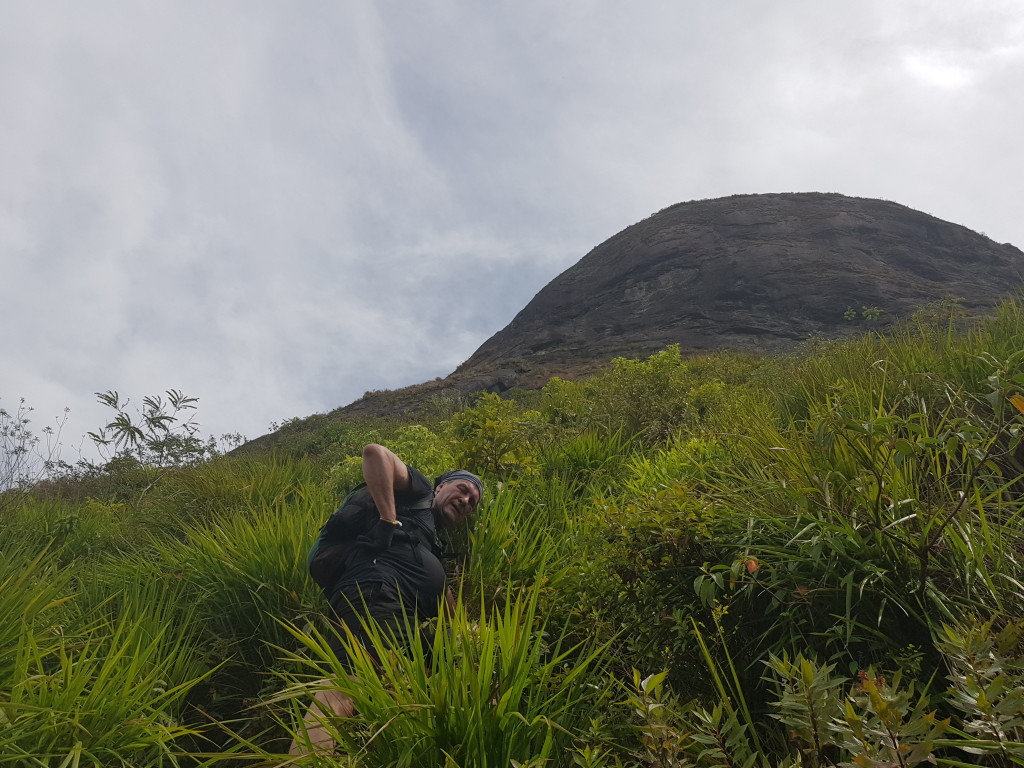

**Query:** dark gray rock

left=459, top=192, right=1023, bottom=381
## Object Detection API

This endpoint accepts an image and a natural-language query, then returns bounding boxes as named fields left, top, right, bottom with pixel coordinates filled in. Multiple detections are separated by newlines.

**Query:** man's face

left=433, top=478, right=481, bottom=527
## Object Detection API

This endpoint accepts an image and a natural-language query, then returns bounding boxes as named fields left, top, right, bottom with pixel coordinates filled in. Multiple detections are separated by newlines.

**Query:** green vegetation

left=3, top=297, right=1024, bottom=765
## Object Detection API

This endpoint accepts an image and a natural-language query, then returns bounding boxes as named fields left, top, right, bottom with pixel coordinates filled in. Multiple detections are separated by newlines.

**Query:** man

left=290, top=443, right=483, bottom=756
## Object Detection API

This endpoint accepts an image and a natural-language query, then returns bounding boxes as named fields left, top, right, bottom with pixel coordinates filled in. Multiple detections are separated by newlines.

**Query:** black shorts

left=326, top=581, right=432, bottom=670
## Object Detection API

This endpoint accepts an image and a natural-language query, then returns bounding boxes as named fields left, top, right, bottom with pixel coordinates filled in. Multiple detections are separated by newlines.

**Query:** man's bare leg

left=288, top=679, right=355, bottom=757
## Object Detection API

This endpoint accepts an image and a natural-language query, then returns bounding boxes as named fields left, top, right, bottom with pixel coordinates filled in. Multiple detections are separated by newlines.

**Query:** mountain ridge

left=242, top=192, right=1023, bottom=449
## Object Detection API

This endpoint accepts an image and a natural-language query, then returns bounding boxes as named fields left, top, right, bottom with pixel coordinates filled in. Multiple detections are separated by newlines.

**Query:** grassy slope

left=2, top=298, right=1024, bottom=766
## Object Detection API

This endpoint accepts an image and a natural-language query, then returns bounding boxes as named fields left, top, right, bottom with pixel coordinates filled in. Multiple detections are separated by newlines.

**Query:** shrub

left=541, top=346, right=729, bottom=444
left=448, top=393, right=546, bottom=481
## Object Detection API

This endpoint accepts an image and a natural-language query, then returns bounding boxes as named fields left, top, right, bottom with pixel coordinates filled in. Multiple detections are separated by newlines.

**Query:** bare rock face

left=458, top=192, right=1023, bottom=382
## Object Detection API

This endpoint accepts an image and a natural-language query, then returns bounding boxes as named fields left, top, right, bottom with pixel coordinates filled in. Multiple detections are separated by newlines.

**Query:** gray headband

left=434, top=469, right=483, bottom=499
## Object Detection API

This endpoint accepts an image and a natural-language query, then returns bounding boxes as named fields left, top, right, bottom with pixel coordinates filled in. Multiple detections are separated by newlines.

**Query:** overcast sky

left=2, top=1, right=1023, bottom=457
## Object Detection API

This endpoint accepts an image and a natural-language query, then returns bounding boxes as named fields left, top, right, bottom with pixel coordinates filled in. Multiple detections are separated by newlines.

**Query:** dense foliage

left=3, top=298, right=1024, bottom=766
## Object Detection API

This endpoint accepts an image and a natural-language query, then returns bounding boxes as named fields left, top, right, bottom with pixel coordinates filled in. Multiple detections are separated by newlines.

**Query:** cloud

left=2, top=1, right=1023, bottom=453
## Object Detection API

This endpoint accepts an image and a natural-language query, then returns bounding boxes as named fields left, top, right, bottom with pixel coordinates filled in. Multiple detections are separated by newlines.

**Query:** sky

left=2, top=0, right=1023, bottom=459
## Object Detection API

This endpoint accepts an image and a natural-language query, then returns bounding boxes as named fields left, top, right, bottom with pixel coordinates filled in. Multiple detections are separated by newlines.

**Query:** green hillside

left=3, top=297, right=1024, bottom=766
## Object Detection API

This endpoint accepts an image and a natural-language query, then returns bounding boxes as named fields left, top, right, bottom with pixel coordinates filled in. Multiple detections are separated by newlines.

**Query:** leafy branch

left=87, top=389, right=239, bottom=469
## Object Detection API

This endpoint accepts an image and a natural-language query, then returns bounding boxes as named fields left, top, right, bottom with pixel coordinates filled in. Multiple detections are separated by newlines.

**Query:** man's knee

left=312, top=684, right=355, bottom=719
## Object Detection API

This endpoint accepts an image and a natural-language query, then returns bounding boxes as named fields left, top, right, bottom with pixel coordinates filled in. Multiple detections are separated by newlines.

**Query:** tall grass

left=269, top=582, right=611, bottom=767
left=693, top=359, right=1024, bottom=675
left=0, top=549, right=209, bottom=766
left=464, top=482, right=581, bottom=605
left=163, top=454, right=323, bottom=522
left=148, top=482, right=329, bottom=667
left=0, top=496, right=144, bottom=565
left=0, top=544, right=73, bottom=694
left=538, top=429, right=636, bottom=496
left=773, top=296, right=1024, bottom=422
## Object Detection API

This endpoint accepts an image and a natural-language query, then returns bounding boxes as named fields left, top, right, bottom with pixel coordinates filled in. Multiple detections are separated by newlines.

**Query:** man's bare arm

left=361, top=444, right=412, bottom=524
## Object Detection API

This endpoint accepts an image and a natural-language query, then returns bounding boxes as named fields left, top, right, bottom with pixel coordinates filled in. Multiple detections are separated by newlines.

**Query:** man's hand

left=356, top=517, right=401, bottom=552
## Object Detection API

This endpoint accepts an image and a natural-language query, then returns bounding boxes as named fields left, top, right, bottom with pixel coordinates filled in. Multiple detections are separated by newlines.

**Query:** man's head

left=432, top=469, right=483, bottom=527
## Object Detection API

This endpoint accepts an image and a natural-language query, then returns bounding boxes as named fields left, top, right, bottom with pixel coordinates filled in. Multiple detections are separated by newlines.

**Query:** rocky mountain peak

left=456, top=192, right=1022, bottom=388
